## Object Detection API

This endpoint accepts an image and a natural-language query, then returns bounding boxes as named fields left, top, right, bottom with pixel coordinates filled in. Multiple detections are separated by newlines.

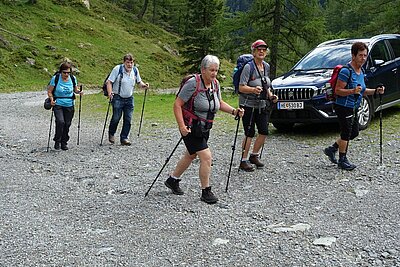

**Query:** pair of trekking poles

left=100, top=88, right=149, bottom=146
left=46, top=85, right=83, bottom=152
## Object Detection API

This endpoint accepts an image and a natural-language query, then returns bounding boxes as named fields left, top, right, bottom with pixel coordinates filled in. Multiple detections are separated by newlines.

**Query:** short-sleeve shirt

left=335, top=65, right=366, bottom=109
left=50, top=74, right=76, bottom=107
left=108, top=64, right=141, bottom=98
left=177, top=76, right=221, bottom=121
left=239, top=61, right=271, bottom=108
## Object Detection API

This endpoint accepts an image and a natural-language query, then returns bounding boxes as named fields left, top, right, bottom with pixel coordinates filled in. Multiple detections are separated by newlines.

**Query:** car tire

left=272, top=122, right=295, bottom=132
left=357, top=96, right=372, bottom=130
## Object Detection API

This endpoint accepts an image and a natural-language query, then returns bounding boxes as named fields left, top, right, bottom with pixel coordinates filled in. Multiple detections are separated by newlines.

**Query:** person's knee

left=350, top=131, right=359, bottom=140
left=245, top=130, right=256, bottom=138
left=340, top=133, right=350, bottom=141
left=258, top=129, right=268, bottom=135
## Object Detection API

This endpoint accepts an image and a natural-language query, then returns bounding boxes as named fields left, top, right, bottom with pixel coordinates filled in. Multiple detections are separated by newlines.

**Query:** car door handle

left=392, top=68, right=397, bottom=74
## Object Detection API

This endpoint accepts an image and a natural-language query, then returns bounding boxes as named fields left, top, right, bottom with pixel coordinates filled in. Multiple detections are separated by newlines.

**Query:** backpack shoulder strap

left=70, top=75, right=76, bottom=87
left=117, top=64, right=124, bottom=94
left=54, top=73, right=60, bottom=90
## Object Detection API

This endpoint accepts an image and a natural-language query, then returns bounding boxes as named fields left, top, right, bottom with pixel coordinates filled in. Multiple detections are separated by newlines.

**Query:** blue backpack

left=232, top=54, right=267, bottom=94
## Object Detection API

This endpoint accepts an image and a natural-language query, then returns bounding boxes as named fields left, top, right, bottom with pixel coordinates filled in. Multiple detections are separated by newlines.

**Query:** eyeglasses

left=257, top=48, right=267, bottom=52
left=62, top=71, right=71, bottom=74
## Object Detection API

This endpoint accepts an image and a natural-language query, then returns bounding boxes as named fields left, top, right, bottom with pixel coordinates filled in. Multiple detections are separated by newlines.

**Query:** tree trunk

left=137, top=0, right=149, bottom=20
left=270, top=0, right=282, bottom=80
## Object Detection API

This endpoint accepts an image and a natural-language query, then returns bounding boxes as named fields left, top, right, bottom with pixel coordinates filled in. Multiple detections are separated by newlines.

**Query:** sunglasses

left=62, top=71, right=71, bottom=74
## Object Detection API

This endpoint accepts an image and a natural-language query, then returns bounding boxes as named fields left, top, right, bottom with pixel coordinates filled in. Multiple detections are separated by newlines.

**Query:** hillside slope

left=0, top=0, right=183, bottom=92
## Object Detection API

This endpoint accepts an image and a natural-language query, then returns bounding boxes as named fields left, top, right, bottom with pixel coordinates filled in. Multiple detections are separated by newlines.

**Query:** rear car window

left=388, top=39, right=400, bottom=59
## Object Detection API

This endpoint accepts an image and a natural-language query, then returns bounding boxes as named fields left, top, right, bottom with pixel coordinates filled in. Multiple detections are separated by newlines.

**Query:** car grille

left=272, top=87, right=316, bottom=100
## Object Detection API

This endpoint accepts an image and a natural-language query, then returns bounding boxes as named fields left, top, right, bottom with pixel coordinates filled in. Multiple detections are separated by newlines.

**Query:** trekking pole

left=137, top=87, right=148, bottom=137
left=46, top=109, right=54, bottom=152
left=77, top=85, right=82, bottom=145
left=144, top=136, right=183, bottom=197
left=377, top=83, right=384, bottom=165
left=259, top=95, right=276, bottom=159
left=100, top=100, right=111, bottom=146
left=226, top=113, right=241, bottom=192
left=346, top=86, right=361, bottom=153
left=238, top=106, right=255, bottom=172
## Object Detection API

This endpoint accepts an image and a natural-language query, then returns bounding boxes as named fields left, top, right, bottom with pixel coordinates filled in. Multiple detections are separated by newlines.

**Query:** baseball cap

left=251, top=39, right=268, bottom=50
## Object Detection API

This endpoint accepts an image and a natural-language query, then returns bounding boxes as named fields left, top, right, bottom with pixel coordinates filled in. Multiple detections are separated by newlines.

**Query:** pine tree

left=179, top=0, right=224, bottom=73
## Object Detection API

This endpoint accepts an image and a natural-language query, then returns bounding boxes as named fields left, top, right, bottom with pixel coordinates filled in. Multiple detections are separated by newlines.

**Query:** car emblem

left=288, top=91, right=294, bottom=99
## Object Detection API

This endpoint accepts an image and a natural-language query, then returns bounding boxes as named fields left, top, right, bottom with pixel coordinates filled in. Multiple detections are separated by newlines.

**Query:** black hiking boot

left=338, top=156, right=356, bottom=171
left=249, top=154, right=264, bottom=169
left=54, top=142, right=60, bottom=150
left=324, top=146, right=338, bottom=164
left=200, top=186, right=218, bottom=204
left=61, top=143, right=68, bottom=150
left=239, top=160, right=255, bottom=172
left=164, top=176, right=184, bottom=195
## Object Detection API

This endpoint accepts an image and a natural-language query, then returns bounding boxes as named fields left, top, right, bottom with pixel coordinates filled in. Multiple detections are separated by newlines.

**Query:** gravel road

left=0, top=91, right=399, bottom=267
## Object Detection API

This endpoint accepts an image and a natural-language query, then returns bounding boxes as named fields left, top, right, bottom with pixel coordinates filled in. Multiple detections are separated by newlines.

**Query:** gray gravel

left=0, top=91, right=399, bottom=267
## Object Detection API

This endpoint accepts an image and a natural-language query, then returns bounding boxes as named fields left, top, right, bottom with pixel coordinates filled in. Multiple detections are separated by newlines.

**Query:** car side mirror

left=374, top=59, right=385, bottom=66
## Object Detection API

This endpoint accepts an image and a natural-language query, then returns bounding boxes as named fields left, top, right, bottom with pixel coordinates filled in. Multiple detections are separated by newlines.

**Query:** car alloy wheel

left=357, top=96, right=372, bottom=130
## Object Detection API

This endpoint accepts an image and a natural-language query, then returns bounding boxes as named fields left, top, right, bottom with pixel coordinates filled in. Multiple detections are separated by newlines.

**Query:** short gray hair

left=201, top=55, right=220, bottom=69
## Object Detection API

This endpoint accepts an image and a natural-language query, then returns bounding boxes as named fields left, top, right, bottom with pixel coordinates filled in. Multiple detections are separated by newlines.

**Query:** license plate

left=277, top=102, right=304, bottom=110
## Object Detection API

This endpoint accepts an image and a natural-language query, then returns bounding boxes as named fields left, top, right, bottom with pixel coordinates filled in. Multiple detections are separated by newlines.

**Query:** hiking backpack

left=101, top=64, right=138, bottom=96
left=176, top=74, right=219, bottom=127
left=232, top=54, right=268, bottom=94
left=326, top=64, right=352, bottom=101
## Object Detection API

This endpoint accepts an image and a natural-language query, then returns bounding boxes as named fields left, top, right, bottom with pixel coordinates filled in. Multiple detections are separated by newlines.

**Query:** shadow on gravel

left=271, top=122, right=340, bottom=137
left=271, top=104, right=400, bottom=138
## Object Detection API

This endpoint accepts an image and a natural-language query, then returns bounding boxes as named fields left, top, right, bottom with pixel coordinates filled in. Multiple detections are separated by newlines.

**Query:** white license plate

left=277, top=102, right=304, bottom=110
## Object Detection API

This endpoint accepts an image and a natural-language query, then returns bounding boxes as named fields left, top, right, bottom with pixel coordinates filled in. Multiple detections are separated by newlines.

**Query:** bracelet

left=231, top=108, right=236, bottom=115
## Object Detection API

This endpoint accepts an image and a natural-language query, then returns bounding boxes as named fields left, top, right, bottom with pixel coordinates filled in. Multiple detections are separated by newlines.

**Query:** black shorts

left=241, top=106, right=270, bottom=137
left=182, top=131, right=210, bottom=155
left=334, top=104, right=359, bottom=141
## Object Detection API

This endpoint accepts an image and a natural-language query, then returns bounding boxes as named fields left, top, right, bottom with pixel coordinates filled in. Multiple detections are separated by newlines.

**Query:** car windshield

left=294, top=45, right=352, bottom=70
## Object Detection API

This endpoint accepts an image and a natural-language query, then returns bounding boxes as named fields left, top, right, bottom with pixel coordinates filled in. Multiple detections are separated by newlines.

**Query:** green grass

left=76, top=91, right=240, bottom=128
left=0, top=0, right=235, bottom=93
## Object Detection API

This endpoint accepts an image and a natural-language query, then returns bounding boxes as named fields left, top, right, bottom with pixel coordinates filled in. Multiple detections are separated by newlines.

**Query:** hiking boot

left=54, top=142, right=60, bottom=150
left=200, top=186, right=218, bottom=204
left=109, top=134, right=115, bottom=144
left=338, top=156, right=356, bottom=171
left=249, top=154, right=264, bottom=169
left=239, top=160, right=255, bottom=172
left=61, top=143, right=68, bottom=150
left=324, top=146, right=338, bottom=164
left=121, top=139, right=131, bottom=146
left=164, top=176, right=184, bottom=195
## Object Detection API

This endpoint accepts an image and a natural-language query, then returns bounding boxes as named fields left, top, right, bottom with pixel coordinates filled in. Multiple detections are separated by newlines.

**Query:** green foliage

left=0, top=0, right=183, bottom=92
left=325, top=0, right=400, bottom=37
left=179, top=0, right=225, bottom=72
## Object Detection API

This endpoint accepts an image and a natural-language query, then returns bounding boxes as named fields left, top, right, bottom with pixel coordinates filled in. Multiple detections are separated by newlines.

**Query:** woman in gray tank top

left=164, top=55, right=244, bottom=204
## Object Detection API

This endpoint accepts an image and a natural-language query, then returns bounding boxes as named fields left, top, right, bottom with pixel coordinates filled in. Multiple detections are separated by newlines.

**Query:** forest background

left=0, top=0, right=399, bottom=92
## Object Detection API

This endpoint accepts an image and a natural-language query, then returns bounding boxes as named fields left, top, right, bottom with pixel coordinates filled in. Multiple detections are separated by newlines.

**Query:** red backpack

left=176, top=74, right=219, bottom=127
left=326, top=64, right=352, bottom=101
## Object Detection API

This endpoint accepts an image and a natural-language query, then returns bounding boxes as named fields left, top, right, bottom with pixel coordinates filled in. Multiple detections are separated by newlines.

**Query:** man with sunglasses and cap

left=238, top=39, right=278, bottom=172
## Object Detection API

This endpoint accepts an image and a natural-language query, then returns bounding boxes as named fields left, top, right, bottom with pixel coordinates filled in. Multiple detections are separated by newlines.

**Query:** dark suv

left=270, top=34, right=400, bottom=131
